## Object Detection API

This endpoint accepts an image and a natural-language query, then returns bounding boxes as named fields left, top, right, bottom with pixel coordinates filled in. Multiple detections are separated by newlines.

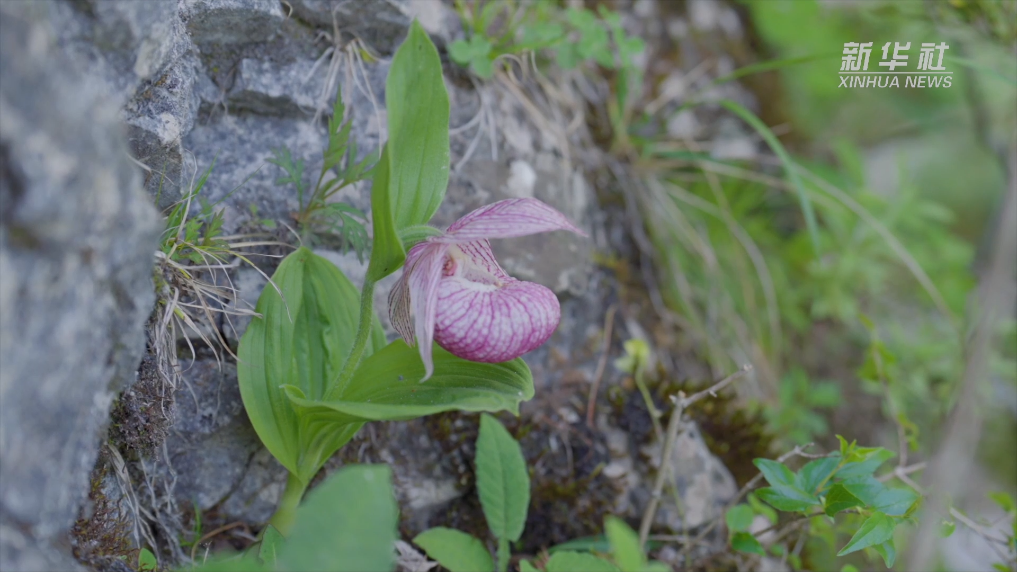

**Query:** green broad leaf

left=386, top=20, right=450, bottom=230
left=837, top=512, right=896, bottom=557
left=282, top=340, right=533, bottom=442
left=753, top=458, right=796, bottom=487
left=747, top=492, right=778, bottom=524
left=604, top=517, right=644, bottom=572
left=139, top=548, right=157, bottom=571
left=873, top=538, right=896, bottom=568
left=448, top=39, right=474, bottom=65
left=756, top=485, right=820, bottom=512
left=366, top=147, right=405, bottom=282
left=989, top=491, right=1016, bottom=513
left=546, top=552, right=620, bottom=572
left=519, top=561, right=540, bottom=572
left=259, top=525, right=284, bottom=566
left=838, top=476, right=882, bottom=506
left=547, top=536, right=610, bottom=554
left=476, top=414, right=530, bottom=543
left=823, top=484, right=864, bottom=516
left=725, top=505, right=755, bottom=533
left=237, top=248, right=383, bottom=484
left=871, top=486, right=920, bottom=517
left=835, top=448, right=895, bottom=479
left=278, top=465, right=397, bottom=572
left=795, top=456, right=840, bottom=494
left=413, top=528, right=493, bottom=572
left=731, top=532, right=765, bottom=556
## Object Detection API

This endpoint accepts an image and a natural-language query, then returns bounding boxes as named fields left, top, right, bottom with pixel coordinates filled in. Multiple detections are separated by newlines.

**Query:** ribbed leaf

left=413, top=528, right=493, bottom=572
left=476, top=414, right=530, bottom=543
left=283, top=340, right=533, bottom=429
left=386, top=20, right=450, bottom=229
left=278, top=465, right=397, bottom=572
left=237, top=248, right=384, bottom=484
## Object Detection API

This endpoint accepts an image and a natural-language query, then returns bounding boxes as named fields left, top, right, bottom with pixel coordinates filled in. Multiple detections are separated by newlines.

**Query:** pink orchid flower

left=389, top=198, right=586, bottom=380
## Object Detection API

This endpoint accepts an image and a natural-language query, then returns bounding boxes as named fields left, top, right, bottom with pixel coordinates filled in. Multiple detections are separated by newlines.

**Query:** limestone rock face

left=0, top=4, right=160, bottom=570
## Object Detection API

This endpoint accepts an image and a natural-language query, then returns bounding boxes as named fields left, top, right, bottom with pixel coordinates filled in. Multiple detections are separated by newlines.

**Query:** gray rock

left=50, top=0, right=198, bottom=209
left=158, top=360, right=263, bottom=512
left=288, top=0, right=410, bottom=52
left=229, top=57, right=328, bottom=116
left=647, top=421, right=738, bottom=531
left=51, top=0, right=187, bottom=102
left=0, top=3, right=160, bottom=569
left=180, top=0, right=285, bottom=46
left=124, top=52, right=201, bottom=210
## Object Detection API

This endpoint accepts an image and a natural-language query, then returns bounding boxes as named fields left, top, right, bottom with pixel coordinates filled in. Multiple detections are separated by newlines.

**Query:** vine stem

left=268, top=472, right=307, bottom=536
left=328, top=278, right=376, bottom=401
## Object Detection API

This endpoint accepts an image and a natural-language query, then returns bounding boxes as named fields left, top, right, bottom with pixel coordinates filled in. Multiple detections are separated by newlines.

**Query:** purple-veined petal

left=387, top=241, right=449, bottom=381
left=440, top=198, right=586, bottom=242
left=433, top=275, right=560, bottom=363
left=431, top=240, right=561, bottom=363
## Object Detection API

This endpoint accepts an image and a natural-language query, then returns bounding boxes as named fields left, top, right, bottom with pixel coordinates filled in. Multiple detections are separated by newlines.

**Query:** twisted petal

left=387, top=241, right=448, bottom=380
left=440, top=198, right=586, bottom=242
left=433, top=241, right=560, bottom=363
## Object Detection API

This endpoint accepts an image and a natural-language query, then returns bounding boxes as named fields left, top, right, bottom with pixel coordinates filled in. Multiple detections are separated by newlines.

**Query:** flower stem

left=329, top=278, right=376, bottom=400
left=268, top=472, right=307, bottom=535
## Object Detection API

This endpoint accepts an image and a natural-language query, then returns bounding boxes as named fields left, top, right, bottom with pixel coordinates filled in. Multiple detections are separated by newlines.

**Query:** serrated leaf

left=238, top=248, right=382, bottom=485
left=604, top=517, right=644, bottom=572
left=731, top=532, right=765, bottom=556
left=386, top=21, right=450, bottom=230
left=756, top=485, right=820, bottom=512
left=476, top=414, right=530, bottom=543
left=259, top=525, right=283, bottom=566
left=837, top=512, right=896, bottom=557
left=725, top=505, right=754, bottom=533
left=545, top=551, right=620, bottom=572
left=413, top=527, right=493, bottom=572
left=823, top=484, right=864, bottom=516
left=754, top=458, right=796, bottom=488
left=796, top=456, right=840, bottom=494
left=278, top=465, right=397, bottom=572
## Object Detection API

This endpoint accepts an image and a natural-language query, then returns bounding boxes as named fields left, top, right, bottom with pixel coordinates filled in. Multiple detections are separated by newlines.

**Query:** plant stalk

left=268, top=472, right=307, bottom=536
left=329, top=278, right=376, bottom=400
left=497, top=538, right=510, bottom=572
